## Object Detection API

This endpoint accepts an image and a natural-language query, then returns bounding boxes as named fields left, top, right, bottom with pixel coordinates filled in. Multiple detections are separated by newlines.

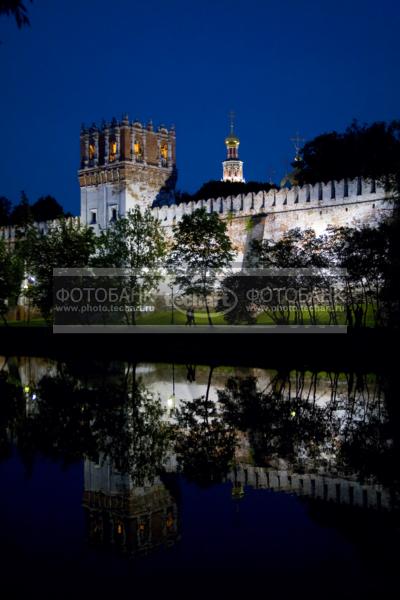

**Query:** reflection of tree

left=219, top=375, right=335, bottom=468
left=0, top=358, right=399, bottom=499
left=17, top=372, right=100, bottom=467
left=0, top=359, right=171, bottom=484
left=0, top=369, right=24, bottom=460
left=96, top=364, right=172, bottom=485
left=335, top=372, right=400, bottom=489
left=173, top=367, right=237, bottom=486
left=218, top=370, right=400, bottom=494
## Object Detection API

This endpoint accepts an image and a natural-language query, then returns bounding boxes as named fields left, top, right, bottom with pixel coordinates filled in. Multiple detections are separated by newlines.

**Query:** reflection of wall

left=229, top=464, right=394, bottom=511
left=83, top=457, right=179, bottom=556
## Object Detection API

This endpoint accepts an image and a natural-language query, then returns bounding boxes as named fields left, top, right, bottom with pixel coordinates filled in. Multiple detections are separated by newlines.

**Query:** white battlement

left=153, top=177, right=389, bottom=226
left=229, top=464, right=394, bottom=511
left=1, top=178, right=392, bottom=246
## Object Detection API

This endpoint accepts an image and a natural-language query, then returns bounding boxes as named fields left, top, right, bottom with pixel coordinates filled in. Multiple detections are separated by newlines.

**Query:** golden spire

left=225, top=110, right=240, bottom=147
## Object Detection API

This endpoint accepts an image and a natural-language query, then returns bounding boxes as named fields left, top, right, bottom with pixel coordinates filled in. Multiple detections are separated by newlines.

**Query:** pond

left=0, top=357, right=398, bottom=599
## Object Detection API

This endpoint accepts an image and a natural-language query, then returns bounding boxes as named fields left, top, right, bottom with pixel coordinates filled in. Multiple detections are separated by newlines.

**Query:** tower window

left=90, top=210, right=97, bottom=225
left=110, top=207, right=117, bottom=222
left=89, top=143, right=95, bottom=160
left=109, top=140, right=117, bottom=162
left=134, top=139, right=142, bottom=158
left=160, top=142, right=168, bottom=160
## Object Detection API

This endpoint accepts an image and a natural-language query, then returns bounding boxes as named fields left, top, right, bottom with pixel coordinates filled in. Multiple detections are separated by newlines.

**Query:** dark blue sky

left=1, top=0, right=400, bottom=215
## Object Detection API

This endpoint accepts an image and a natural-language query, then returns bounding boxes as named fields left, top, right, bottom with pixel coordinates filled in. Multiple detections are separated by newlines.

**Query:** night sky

left=1, top=0, right=400, bottom=215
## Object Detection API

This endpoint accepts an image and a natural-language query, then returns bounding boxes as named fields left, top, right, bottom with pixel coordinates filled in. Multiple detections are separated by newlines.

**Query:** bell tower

left=222, top=111, right=245, bottom=183
left=79, top=115, right=176, bottom=232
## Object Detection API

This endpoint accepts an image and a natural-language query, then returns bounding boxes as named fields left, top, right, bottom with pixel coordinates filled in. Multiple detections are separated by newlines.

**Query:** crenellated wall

left=153, top=177, right=393, bottom=261
left=228, top=463, right=395, bottom=511
left=2, top=178, right=393, bottom=265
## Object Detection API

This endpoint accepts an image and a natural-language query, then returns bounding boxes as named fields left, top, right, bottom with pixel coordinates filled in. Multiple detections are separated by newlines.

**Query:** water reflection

left=0, top=356, right=399, bottom=563
left=83, top=455, right=179, bottom=556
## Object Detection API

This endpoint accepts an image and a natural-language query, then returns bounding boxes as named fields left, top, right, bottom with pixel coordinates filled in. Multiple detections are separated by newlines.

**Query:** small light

left=32, top=394, right=37, bottom=401
left=167, top=395, right=175, bottom=409
left=290, top=410, right=296, bottom=417
left=24, top=385, right=30, bottom=393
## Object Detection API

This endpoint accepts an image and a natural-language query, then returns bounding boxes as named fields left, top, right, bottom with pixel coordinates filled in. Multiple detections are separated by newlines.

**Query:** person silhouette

left=185, top=307, right=195, bottom=326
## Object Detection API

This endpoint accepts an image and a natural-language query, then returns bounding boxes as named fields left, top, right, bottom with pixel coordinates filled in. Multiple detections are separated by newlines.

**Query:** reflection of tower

left=82, top=456, right=179, bottom=557
left=222, top=111, right=245, bottom=183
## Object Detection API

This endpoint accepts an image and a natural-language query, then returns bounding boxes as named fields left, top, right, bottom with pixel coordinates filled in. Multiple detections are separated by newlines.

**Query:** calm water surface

left=0, top=358, right=399, bottom=599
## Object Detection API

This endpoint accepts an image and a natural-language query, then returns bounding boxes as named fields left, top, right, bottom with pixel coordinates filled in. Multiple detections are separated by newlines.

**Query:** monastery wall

left=154, top=177, right=393, bottom=260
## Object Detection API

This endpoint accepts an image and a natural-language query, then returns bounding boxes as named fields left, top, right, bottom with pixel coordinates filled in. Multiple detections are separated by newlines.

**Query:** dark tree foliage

left=22, top=219, right=96, bottom=322
left=176, top=180, right=277, bottom=203
left=0, top=0, right=31, bottom=28
left=0, top=197, right=11, bottom=226
left=216, top=273, right=257, bottom=325
left=31, top=195, right=64, bottom=222
left=10, top=190, right=33, bottom=227
left=0, top=237, right=24, bottom=324
left=295, top=120, right=400, bottom=185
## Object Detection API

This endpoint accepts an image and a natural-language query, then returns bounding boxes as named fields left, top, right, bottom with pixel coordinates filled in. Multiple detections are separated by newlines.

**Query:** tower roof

left=225, top=134, right=240, bottom=147
left=225, top=110, right=240, bottom=147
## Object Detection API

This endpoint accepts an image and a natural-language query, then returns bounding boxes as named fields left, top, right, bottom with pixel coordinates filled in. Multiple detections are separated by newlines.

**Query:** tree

left=22, top=219, right=96, bottom=322
left=0, top=197, right=11, bottom=226
left=168, top=208, right=234, bottom=325
left=176, top=180, right=277, bottom=204
left=295, top=120, right=400, bottom=186
left=248, top=228, right=335, bottom=325
left=10, top=191, right=33, bottom=229
left=0, top=237, right=23, bottom=324
left=0, top=0, right=31, bottom=28
left=326, top=225, right=388, bottom=328
left=31, top=196, right=64, bottom=222
left=93, top=206, right=167, bottom=325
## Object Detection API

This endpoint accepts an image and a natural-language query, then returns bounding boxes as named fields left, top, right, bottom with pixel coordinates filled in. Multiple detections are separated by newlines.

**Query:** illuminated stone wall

left=155, top=177, right=392, bottom=262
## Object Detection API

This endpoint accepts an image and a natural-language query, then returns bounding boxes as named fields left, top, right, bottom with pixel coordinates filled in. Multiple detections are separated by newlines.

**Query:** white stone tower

left=222, top=112, right=245, bottom=183
left=79, top=115, right=176, bottom=232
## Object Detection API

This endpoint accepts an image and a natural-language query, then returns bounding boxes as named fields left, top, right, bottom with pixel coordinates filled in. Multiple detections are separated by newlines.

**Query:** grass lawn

left=0, top=318, right=48, bottom=327
left=0, top=304, right=377, bottom=327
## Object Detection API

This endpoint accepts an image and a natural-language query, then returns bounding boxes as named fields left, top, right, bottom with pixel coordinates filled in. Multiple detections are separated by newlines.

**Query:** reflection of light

left=167, top=394, right=175, bottom=409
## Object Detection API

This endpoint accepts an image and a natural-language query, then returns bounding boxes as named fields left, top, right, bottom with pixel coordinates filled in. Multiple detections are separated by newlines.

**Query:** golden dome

left=225, top=134, right=240, bottom=147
